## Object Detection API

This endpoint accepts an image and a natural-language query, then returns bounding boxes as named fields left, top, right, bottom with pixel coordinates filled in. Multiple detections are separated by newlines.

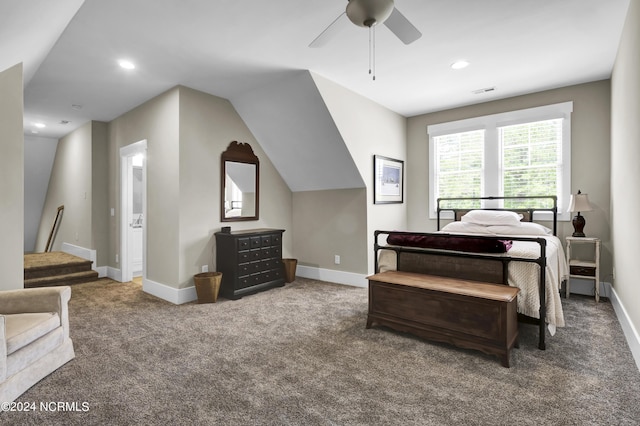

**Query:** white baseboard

left=142, top=278, right=197, bottom=305
left=61, top=242, right=107, bottom=277
left=296, top=265, right=368, bottom=288
left=609, top=287, right=640, bottom=371
left=94, top=266, right=108, bottom=278
left=61, top=242, right=95, bottom=263
left=105, top=267, right=195, bottom=304
left=106, top=266, right=122, bottom=282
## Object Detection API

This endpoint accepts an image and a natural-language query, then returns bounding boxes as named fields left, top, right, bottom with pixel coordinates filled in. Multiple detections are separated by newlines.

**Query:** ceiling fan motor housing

left=346, top=0, right=395, bottom=27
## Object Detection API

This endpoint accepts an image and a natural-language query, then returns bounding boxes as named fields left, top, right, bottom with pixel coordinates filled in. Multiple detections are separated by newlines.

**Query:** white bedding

left=378, top=222, right=568, bottom=334
left=503, top=236, right=567, bottom=333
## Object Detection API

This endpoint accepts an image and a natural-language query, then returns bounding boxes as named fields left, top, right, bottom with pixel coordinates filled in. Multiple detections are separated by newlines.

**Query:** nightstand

left=565, top=236, right=601, bottom=302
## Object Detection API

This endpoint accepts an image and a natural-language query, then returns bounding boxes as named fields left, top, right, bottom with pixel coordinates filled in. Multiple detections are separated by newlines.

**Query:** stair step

left=24, top=270, right=100, bottom=288
left=24, top=251, right=94, bottom=280
left=25, top=261, right=93, bottom=280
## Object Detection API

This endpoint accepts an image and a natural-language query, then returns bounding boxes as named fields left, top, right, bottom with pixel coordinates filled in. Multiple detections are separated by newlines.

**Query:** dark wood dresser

left=215, top=228, right=285, bottom=299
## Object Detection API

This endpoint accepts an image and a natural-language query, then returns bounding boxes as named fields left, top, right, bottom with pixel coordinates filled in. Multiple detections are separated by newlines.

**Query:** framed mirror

left=221, top=141, right=259, bottom=222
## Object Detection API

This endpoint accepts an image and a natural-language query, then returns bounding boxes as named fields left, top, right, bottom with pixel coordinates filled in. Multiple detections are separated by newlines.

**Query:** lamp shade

left=568, top=191, right=593, bottom=213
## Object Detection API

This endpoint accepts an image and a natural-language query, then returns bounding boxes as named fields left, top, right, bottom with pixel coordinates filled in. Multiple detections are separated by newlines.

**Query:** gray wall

left=24, top=135, right=58, bottom=252
left=292, top=188, right=368, bottom=273
left=0, top=63, right=24, bottom=290
left=35, top=121, right=109, bottom=266
left=177, top=86, right=293, bottom=287
left=407, top=80, right=612, bottom=277
left=106, top=86, right=294, bottom=290
left=311, top=73, right=407, bottom=274
left=611, top=0, right=640, bottom=347
left=91, top=121, right=109, bottom=266
left=107, top=87, right=181, bottom=286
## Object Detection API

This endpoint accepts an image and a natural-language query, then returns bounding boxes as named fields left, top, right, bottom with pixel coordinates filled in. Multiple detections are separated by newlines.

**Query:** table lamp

left=568, top=190, right=593, bottom=237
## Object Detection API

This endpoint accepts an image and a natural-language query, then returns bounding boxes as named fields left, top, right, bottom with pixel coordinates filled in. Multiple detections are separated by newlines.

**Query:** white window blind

left=433, top=129, right=484, bottom=210
left=499, top=119, right=563, bottom=210
left=428, top=102, right=573, bottom=220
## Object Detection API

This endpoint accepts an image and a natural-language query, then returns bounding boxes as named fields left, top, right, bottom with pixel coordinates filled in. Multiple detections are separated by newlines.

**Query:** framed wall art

left=373, top=155, right=404, bottom=204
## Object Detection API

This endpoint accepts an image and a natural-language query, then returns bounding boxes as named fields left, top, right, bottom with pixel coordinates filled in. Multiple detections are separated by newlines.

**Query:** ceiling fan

left=309, top=0, right=422, bottom=48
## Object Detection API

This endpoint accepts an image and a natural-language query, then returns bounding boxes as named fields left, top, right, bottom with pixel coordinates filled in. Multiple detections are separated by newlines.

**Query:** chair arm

left=0, top=287, right=72, bottom=340
left=0, top=316, right=6, bottom=381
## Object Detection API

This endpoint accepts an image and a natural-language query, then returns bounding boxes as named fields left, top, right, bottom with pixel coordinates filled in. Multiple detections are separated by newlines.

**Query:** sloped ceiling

left=4, top=0, right=631, bottom=194
left=15, top=0, right=631, bottom=139
left=0, top=0, right=85, bottom=85
left=231, top=71, right=365, bottom=192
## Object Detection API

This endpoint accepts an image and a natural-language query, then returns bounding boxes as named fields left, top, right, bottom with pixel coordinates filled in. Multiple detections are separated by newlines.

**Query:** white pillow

left=440, top=221, right=493, bottom=234
left=460, top=210, right=522, bottom=226
left=488, top=222, right=552, bottom=236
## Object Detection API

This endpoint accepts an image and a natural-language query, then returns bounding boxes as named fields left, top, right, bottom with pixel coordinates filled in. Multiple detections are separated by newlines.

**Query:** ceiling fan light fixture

left=346, top=0, right=395, bottom=28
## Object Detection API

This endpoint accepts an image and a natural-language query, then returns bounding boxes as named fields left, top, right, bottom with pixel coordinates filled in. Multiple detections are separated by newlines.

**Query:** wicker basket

left=194, top=272, right=222, bottom=303
left=282, top=258, right=297, bottom=283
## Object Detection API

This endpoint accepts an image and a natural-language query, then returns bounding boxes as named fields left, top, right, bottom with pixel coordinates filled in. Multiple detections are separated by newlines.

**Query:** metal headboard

left=437, top=195, right=558, bottom=236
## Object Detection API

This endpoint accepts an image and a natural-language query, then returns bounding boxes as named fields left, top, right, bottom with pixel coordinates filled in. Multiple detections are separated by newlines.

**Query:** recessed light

left=451, top=60, right=470, bottom=70
left=34, top=122, right=46, bottom=128
left=118, top=59, right=135, bottom=70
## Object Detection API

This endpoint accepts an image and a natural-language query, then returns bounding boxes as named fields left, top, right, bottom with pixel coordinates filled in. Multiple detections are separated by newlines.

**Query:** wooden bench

left=366, top=270, right=520, bottom=367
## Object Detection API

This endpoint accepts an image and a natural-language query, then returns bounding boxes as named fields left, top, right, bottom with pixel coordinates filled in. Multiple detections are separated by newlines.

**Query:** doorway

left=120, top=140, right=147, bottom=283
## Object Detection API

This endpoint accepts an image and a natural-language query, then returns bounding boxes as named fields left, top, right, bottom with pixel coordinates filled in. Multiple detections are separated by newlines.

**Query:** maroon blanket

left=386, top=233, right=512, bottom=253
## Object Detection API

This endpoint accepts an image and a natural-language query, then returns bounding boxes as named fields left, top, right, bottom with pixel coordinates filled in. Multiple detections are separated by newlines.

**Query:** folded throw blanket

left=386, top=233, right=512, bottom=253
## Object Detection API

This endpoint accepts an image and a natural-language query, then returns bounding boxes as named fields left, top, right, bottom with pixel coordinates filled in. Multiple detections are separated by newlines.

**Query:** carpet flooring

left=4, top=277, right=640, bottom=425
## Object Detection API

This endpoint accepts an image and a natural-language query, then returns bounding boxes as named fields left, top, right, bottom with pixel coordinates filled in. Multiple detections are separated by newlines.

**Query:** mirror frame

left=221, top=141, right=259, bottom=222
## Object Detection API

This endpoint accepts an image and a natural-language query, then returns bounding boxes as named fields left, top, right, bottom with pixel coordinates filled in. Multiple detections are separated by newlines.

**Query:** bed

left=374, top=195, right=568, bottom=350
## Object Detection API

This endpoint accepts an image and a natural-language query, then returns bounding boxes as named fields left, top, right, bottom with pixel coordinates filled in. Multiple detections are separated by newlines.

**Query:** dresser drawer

left=238, top=237, right=251, bottom=251
left=261, top=258, right=278, bottom=271
left=239, top=261, right=261, bottom=276
left=238, top=274, right=261, bottom=289
left=570, top=265, right=596, bottom=276
left=261, top=247, right=275, bottom=259
left=250, top=237, right=262, bottom=248
left=238, top=249, right=261, bottom=263
left=261, top=268, right=283, bottom=283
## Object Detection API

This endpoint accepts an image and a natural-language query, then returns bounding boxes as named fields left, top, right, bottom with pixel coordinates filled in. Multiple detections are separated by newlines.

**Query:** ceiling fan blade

left=384, top=7, right=422, bottom=45
left=309, top=12, right=348, bottom=48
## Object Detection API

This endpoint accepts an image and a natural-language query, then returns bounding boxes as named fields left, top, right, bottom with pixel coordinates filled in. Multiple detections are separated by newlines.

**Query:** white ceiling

left=4, top=0, right=631, bottom=139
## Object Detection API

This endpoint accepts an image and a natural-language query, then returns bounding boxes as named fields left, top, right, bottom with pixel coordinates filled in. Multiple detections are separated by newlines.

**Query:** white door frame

left=120, top=140, right=147, bottom=283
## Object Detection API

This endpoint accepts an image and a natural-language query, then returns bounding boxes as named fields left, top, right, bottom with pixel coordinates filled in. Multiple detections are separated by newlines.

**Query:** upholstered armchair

left=0, top=286, right=75, bottom=402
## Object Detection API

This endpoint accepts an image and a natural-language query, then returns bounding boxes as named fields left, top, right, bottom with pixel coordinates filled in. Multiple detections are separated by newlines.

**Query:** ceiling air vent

left=472, top=87, right=496, bottom=95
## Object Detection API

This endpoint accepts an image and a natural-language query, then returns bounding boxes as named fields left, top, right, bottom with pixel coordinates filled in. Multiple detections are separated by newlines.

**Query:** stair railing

left=45, top=205, right=64, bottom=252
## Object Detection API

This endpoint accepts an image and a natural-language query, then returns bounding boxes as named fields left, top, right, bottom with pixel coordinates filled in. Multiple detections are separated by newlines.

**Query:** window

left=428, top=102, right=573, bottom=220
left=432, top=129, right=484, bottom=209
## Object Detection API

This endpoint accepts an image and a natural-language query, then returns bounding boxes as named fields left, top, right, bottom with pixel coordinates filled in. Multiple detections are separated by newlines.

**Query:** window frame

left=427, top=102, right=573, bottom=221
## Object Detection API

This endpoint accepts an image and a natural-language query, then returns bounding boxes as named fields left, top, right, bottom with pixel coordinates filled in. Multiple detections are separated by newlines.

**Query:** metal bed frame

left=374, top=195, right=560, bottom=350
